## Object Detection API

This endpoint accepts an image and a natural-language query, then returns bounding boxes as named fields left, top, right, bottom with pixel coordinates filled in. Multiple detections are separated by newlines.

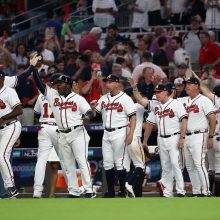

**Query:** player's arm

left=142, top=122, right=154, bottom=148
left=128, top=77, right=149, bottom=107
left=126, top=114, right=136, bottom=145
left=207, top=113, right=216, bottom=149
left=0, top=105, right=23, bottom=126
left=191, top=71, right=214, bottom=101
left=83, top=110, right=94, bottom=124
left=32, top=68, right=46, bottom=95
left=178, top=117, right=188, bottom=149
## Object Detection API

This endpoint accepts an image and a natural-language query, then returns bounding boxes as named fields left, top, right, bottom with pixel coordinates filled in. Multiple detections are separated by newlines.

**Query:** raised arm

left=128, top=77, right=149, bottom=107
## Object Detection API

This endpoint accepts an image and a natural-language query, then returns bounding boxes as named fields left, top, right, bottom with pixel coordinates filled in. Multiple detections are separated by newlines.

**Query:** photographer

left=80, top=63, right=106, bottom=103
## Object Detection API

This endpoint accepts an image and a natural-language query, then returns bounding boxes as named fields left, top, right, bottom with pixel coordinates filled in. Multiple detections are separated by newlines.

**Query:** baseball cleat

left=0, top=187, right=19, bottom=199
left=84, top=192, right=96, bottom=198
left=66, top=194, right=80, bottom=198
left=103, top=192, right=115, bottom=198
left=125, top=183, right=135, bottom=198
left=176, top=193, right=185, bottom=197
left=156, top=181, right=165, bottom=197
left=118, top=191, right=126, bottom=198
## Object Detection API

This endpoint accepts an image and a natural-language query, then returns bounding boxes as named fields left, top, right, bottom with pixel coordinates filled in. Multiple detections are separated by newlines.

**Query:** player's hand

left=14, top=138, right=20, bottom=147
left=30, top=54, right=42, bottom=66
left=207, top=138, right=214, bottom=149
left=125, top=134, right=133, bottom=145
left=177, top=138, right=184, bottom=149
left=128, top=77, right=137, bottom=88
left=143, top=145, right=151, bottom=162
left=90, top=100, right=98, bottom=110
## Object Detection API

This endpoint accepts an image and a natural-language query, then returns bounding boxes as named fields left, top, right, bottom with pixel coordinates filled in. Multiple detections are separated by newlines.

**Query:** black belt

left=186, top=129, right=208, bottom=136
left=0, top=120, right=17, bottom=129
left=105, top=126, right=127, bottom=132
left=160, top=132, right=180, bottom=138
left=57, top=125, right=83, bottom=133
left=41, top=122, right=57, bottom=126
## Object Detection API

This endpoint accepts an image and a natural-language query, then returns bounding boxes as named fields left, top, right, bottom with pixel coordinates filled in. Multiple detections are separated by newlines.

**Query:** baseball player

left=32, top=58, right=95, bottom=198
left=190, top=73, right=220, bottom=196
left=0, top=70, right=23, bottom=199
left=33, top=73, right=67, bottom=198
left=145, top=84, right=187, bottom=197
left=123, top=88, right=146, bottom=198
left=178, top=77, right=216, bottom=196
left=95, top=75, right=136, bottom=198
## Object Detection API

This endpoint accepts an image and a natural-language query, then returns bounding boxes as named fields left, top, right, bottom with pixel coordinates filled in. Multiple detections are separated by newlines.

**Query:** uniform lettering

left=53, top=98, right=78, bottom=111
left=186, top=104, right=199, bottom=113
left=101, top=101, right=124, bottom=112
left=155, top=108, right=175, bottom=118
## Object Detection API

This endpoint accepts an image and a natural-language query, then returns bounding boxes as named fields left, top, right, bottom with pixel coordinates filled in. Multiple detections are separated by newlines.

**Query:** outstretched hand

left=30, top=54, right=42, bottom=67
left=128, top=77, right=137, bottom=88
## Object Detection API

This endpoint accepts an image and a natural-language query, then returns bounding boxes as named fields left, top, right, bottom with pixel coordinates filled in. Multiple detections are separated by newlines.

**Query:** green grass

left=0, top=198, right=219, bottom=220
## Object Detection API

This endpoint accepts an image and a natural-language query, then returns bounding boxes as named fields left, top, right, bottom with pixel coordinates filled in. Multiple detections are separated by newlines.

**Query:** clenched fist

left=30, top=54, right=42, bottom=67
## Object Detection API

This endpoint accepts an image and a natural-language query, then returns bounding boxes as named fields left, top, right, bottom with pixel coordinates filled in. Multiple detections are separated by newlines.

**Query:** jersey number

left=43, top=103, right=54, bottom=118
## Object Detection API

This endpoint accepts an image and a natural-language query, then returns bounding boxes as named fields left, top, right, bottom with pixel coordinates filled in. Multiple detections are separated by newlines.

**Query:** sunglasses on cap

left=58, top=75, right=73, bottom=84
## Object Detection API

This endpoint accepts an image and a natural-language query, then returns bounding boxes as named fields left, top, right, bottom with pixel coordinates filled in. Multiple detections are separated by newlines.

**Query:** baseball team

left=0, top=55, right=219, bottom=199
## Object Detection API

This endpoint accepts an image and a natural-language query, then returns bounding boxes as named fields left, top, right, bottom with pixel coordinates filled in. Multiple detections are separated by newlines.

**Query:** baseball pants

left=125, top=137, right=145, bottom=172
left=185, top=133, right=210, bottom=195
left=102, top=127, right=128, bottom=170
left=34, top=124, right=67, bottom=197
left=58, top=126, right=93, bottom=195
left=158, top=135, right=185, bottom=197
left=0, top=121, right=21, bottom=188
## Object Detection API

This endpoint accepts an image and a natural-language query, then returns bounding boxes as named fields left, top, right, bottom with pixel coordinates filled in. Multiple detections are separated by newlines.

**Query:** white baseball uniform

left=125, top=103, right=145, bottom=172
left=96, top=91, right=136, bottom=170
left=178, top=95, right=215, bottom=195
left=147, top=98, right=187, bottom=197
left=44, top=85, right=93, bottom=195
left=33, top=94, right=67, bottom=197
left=0, top=86, right=21, bottom=188
left=208, top=95, right=220, bottom=174
left=4, top=76, right=17, bottom=88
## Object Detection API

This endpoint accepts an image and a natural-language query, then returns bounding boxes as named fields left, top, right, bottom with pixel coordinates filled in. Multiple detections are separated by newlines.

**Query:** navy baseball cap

left=154, top=84, right=172, bottom=93
left=0, top=70, right=5, bottom=77
left=183, top=77, right=200, bottom=85
left=57, top=74, right=73, bottom=85
left=103, top=74, right=119, bottom=82
left=50, top=73, right=62, bottom=84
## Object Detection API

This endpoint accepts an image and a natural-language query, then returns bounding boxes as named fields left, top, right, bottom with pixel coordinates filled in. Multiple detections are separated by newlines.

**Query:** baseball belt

left=41, top=122, right=57, bottom=126
left=186, top=129, right=208, bottom=136
left=57, top=125, right=83, bottom=133
left=160, top=132, right=180, bottom=138
left=0, top=120, right=17, bottom=130
left=105, top=125, right=127, bottom=132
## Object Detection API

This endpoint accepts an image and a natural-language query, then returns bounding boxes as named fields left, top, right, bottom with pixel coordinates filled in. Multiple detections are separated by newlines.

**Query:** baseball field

left=0, top=198, right=219, bottom=220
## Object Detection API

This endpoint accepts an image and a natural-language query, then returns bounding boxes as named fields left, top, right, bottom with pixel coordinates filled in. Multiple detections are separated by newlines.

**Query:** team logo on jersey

left=101, top=101, right=124, bottom=112
left=53, top=98, right=77, bottom=111
left=0, top=99, right=6, bottom=109
left=155, top=107, right=175, bottom=118
left=186, top=104, right=199, bottom=113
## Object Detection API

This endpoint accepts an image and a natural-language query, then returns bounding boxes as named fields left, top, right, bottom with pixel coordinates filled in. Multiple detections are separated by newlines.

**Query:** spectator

left=147, top=0, right=161, bottom=26
left=92, top=0, right=118, bottom=28
left=136, top=38, right=149, bottom=64
left=205, top=0, right=220, bottom=28
left=0, top=41, right=16, bottom=76
left=149, top=26, right=174, bottom=62
left=128, top=0, right=149, bottom=31
left=54, top=59, right=64, bottom=73
left=33, top=37, right=55, bottom=73
left=79, top=27, right=102, bottom=54
left=208, top=31, right=220, bottom=47
left=182, top=16, right=204, bottom=67
left=199, top=31, right=220, bottom=87
left=16, top=64, right=39, bottom=125
left=166, top=0, right=187, bottom=25
left=81, top=64, right=106, bottom=103
left=171, top=36, right=191, bottom=69
left=132, top=51, right=167, bottom=82
left=115, top=56, right=132, bottom=78
left=12, top=43, right=29, bottom=68
left=45, top=10, right=62, bottom=38
left=153, top=36, right=171, bottom=77
left=63, top=38, right=80, bottom=56
left=174, top=77, right=187, bottom=97
left=137, top=66, right=155, bottom=99
left=44, top=27, right=61, bottom=59
left=107, top=24, right=127, bottom=42
left=101, top=34, right=116, bottom=56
